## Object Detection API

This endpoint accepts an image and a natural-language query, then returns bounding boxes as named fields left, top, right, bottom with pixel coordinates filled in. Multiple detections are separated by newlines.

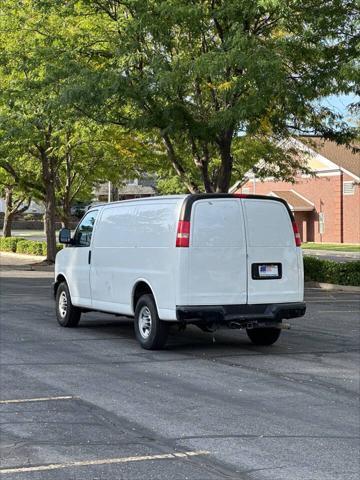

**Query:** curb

left=305, top=281, right=360, bottom=293
left=302, top=250, right=359, bottom=259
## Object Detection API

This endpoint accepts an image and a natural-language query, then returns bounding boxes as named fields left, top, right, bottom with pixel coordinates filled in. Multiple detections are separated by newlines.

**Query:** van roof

left=90, top=194, right=294, bottom=221
left=97, top=195, right=187, bottom=208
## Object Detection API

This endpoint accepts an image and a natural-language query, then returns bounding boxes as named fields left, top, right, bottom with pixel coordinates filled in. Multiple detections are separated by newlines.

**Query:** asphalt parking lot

left=0, top=265, right=359, bottom=479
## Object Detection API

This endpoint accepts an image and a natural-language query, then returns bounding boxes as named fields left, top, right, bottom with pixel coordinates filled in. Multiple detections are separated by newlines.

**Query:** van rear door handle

left=88, top=251, right=91, bottom=264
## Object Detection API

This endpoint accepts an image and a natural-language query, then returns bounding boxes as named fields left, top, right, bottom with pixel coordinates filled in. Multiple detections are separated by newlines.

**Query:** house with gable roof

left=233, top=137, right=360, bottom=244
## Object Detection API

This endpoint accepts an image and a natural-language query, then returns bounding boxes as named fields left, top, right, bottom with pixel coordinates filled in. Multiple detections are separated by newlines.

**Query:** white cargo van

left=54, top=194, right=305, bottom=349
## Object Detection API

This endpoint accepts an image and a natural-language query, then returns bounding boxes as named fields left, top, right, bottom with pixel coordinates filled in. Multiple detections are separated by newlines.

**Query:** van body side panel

left=184, top=199, right=247, bottom=305
left=90, top=201, right=178, bottom=319
left=243, top=199, right=302, bottom=304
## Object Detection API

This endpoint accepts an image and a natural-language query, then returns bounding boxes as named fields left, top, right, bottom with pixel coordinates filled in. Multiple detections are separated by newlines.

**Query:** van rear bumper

left=176, top=302, right=306, bottom=324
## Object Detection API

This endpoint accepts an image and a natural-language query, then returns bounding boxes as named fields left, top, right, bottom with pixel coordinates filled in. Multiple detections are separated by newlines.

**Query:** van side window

left=73, top=210, right=98, bottom=247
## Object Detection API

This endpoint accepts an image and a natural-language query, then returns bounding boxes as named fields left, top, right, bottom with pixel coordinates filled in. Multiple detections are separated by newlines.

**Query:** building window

left=343, top=181, right=355, bottom=195
left=242, top=187, right=251, bottom=194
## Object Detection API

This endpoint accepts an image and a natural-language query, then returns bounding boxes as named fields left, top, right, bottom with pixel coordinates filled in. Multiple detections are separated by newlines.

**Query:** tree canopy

left=49, top=0, right=359, bottom=192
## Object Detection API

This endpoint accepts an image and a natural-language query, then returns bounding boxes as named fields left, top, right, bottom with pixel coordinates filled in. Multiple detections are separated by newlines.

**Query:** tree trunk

left=216, top=133, right=233, bottom=193
left=2, top=187, right=13, bottom=238
left=189, top=136, right=213, bottom=193
left=201, top=143, right=213, bottom=193
left=162, top=133, right=199, bottom=194
left=61, top=218, right=70, bottom=229
left=61, top=147, right=72, bottom=229
left=44, top=182, right=57, bottom=263
left=60, top=194, right=71, bottom=229
left=40, top=146, right=57, bottom=263
left=60, top=209, right=71, bottom=229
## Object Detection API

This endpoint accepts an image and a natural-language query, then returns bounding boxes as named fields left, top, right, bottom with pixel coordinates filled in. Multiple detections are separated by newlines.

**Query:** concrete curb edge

left=305, top=281, right=360, bottom=293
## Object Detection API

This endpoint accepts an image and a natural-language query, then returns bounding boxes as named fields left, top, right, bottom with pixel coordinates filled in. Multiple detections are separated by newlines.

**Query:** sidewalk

left=302, top=249, right=359, bottom=263
left=0, top=251, right=54, bottom=272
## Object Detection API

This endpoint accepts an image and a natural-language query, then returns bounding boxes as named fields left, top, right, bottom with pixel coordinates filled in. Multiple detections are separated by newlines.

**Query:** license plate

left=259, top=264, right=279, bottom=277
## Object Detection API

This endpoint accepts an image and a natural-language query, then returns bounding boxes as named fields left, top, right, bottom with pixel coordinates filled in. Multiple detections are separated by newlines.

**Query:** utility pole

left=108, top=181, right=112, bottom=203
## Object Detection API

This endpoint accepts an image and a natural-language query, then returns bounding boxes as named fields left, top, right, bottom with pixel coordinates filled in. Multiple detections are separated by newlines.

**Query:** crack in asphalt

left=173, top=433, right=360, bottom=440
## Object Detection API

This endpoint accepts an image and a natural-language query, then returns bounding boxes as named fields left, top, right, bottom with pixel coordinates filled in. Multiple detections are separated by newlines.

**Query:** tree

left=0, top=1, right=168, bottom=260
left=54, top=124, right=162, bottom=227
left=0, top=2, right=153, bottom=260
left=0, top=171, right=31, bottom=237
left=54, top=0, right=358, bottom=192
left=0, top=2, right=68, bottom=260
left=0, top=134, right=41, bottom=237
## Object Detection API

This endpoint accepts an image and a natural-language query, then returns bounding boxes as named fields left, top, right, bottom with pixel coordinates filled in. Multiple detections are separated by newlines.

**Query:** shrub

left=304, top=256, right=360, bottom=286
left=0, top=237, right=24, bottom=252
left=0, top=237, right=63, bottom=256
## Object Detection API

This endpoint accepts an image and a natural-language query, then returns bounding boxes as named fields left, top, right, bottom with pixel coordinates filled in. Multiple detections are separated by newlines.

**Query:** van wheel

left=56, top=282, right=81, bottom=328
left=134, top=294, right=169, bottom=350
left=246, top=327, right=281, bottom=346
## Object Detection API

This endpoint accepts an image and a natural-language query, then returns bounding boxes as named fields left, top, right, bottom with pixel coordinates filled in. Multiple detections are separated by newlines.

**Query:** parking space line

left=0, top=396, right=74, bottom=405
left=306, top=300, right=359, bottom=303
left=0, top=451, right=210, bottom=474
left=318, top=310, right=358, bottom=313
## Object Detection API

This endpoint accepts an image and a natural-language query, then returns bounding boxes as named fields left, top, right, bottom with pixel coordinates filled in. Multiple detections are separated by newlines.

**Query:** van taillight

left=292, top=221, right=301, bottom=247
left=176, top=220, right=190, bottom=247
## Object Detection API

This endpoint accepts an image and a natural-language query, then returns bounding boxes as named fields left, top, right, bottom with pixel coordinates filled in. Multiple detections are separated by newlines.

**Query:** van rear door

left=242, top=198, right=301, bottom=304
left=186, top=198, right=247, bottom=305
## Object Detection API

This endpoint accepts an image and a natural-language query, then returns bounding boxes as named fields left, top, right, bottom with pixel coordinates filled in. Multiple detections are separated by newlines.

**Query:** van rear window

left=191, top=200, right=244, bottom=247
left=243, top=200, right=293, bottom=247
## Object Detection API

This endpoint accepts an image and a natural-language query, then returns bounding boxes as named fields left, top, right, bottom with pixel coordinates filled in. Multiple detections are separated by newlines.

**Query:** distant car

left=54, top=194, right=306, bottom=349
left=70, top=204, right=87, bottom=218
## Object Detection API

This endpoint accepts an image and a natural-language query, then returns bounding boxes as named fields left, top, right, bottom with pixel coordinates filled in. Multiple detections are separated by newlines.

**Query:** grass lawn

left=302, top=243, right=360, bottom=252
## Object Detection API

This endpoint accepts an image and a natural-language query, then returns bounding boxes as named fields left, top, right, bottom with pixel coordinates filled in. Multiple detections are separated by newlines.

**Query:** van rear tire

left=55, top=282, right=81, bottom=328
left=246, top=327, right=281, bottom=346
left=134, top=294, right=169, bottom=350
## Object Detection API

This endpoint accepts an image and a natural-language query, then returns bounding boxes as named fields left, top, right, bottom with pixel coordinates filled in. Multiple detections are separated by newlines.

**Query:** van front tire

left=56, top=282, right=81, bottom=328
left=246, top=327, right=281, bottom=346
left=134, top=294, right=169, bottom=350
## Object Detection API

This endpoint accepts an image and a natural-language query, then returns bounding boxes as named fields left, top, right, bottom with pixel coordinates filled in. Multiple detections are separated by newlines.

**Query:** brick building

left=234, top=138, right=360, bottom=244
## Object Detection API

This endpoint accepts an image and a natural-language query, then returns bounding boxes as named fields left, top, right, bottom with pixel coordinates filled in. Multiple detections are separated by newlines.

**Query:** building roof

left=300, top=137, right=360, bottom=178
left=95, top=182, right=156, bottom=197
left=270, top=190, right=315, bottom=212
left=118, top=185, right=156, bottom=195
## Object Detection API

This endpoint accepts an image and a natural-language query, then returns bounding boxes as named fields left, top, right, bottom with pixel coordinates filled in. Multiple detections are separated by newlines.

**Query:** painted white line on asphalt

left=0, top=396, right=74, bottom=405
left=306, top=300, right=359, bottom=303
left=0, top=451, right=210, bottom=474
left=318, top=310, right=358, bottom=313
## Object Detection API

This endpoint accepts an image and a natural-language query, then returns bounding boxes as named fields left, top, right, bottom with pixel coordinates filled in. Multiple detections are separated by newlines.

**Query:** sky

left=320, top=94, right=359, bottom=124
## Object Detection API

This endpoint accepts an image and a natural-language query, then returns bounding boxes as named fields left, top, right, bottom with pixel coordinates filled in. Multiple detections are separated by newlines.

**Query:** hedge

left=304, top=256, right=360, bottom=286
left=0, top=237, right=63, bottom=256
left=0, top=237, right=24, bottom=252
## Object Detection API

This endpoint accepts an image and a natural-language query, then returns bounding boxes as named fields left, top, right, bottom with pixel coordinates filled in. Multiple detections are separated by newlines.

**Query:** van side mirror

left=59, top=228, right=72, bottom=244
